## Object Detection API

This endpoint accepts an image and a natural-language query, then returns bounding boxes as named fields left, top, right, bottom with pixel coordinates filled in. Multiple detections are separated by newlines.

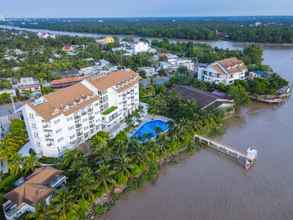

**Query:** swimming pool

left=131, top=120, right=170, bottom=141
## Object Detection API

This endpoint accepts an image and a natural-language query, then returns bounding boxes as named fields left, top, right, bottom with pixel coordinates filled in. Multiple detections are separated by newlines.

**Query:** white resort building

left=197, top=57, right=248, bottom=85
left=21, top=70, right=140, bottom=157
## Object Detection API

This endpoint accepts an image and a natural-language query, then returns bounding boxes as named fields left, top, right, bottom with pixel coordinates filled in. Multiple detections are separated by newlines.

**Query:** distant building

left=197, top=57, right=247, bottom=85
left=96, top=36, right=115, bottom=45
left=79, top=60, right=111, bottom=76
left=62, top=44, right=74, bottom=53
left=177, top=58, right=195, bottom=72
left=16, top=78, right=41, bottom=95
left=159, top=53, right=195, bottom=73
left=50, top=76, right=85, bottom=89
left=37, top=32, right=56, bottom=39
left=134, top=41, right=150, bottom=54
left=3, top=167, right=67, bottom=220
left=138, top=67, right=158, bottom=77
left=171, top=85, right=234, bottom=111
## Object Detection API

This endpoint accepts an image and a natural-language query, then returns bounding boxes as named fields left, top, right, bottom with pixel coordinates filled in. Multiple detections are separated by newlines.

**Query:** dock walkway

left=194, top=134, right=257, bottom=169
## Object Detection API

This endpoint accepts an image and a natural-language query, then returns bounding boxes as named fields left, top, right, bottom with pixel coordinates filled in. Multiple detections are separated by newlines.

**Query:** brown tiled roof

left=219, top=57, right=243, bottom=69
left=27, top=70, right=139, bottom=121
left=28, top=82, right=98, bottom=121
left=88, top=70, right=140, bottom=92
left=211, top=63, right=225, bottom=75
left=211, top=58, right=247, bottom=76
left=51, top=76, right=85, bottom=86
left=5, top=167, right=63, bottom=205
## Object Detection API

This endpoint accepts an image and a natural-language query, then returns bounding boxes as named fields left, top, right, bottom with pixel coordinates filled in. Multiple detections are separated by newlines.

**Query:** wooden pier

left=194, top=135, right=257, bottom=170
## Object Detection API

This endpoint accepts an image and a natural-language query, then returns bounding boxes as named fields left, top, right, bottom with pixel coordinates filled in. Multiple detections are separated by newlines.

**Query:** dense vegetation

left=0, top=119, right=38, bottom=205
left=0, top=83, right=223, bottom=220
left=8, top=17, right=293, bottom=43
left=0, top=29, right=154, bottom=82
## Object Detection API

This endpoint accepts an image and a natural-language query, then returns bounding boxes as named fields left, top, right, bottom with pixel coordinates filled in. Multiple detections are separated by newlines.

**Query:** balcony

left=45, top=138, right=54, bottom=142
left=3, top=200, right=33, bottom=220
left=75, top=123, right=82, bottom=128
left=49, top=175, right=67, bottom=188
left=74, top=115, right=81, bottom=120
left=77, top=132, right=83, bottom=137
left=44, top=134, right=52, bottom=138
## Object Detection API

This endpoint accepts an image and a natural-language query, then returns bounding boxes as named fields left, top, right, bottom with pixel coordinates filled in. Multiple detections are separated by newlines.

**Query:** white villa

left=21, top=70, right=140, bottom=157
left=197, top=58, right=248, bottom=85
left=159, top=53, right=195, bottom=72
left=133, top=41, right=150, bottom=54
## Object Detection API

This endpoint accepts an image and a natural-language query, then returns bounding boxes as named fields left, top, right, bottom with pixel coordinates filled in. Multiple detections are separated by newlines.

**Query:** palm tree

left=114, top=154, right=133, bottom=178
left=90, top=132, right=112, bottom=161
left=96, top=164, right=116, bottom=193
left=23, top=154, right=39, bottom=175
left=8, top=154, right=22, bottom=177
left=74, top=167, right=97, bottom=201
left=47, top=188, right=75, bottom=220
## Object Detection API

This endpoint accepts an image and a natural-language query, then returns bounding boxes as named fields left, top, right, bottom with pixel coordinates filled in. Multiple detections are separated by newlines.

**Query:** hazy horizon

left=1, top=0, right=293, bottom=18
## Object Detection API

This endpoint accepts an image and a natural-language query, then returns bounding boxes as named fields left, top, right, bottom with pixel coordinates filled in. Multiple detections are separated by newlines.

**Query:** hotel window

left=29, top=113, right=34, bottom=119
left=57, top=137, right=64, bottom=142
left=68, top=125, right=74, bottom=130
left=56, top=128, right=62, bottom=134
left=31, top=123, right=37, bottom=129
left=67, top=117, right=73, bottom=122
left=54, top=118, right=61, bottom=124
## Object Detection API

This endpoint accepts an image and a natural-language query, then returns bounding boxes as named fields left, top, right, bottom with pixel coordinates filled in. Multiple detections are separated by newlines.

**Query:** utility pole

left=10, top=94, right=16, bottom=114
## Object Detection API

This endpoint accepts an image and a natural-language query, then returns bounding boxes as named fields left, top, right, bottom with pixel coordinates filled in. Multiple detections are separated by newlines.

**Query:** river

left=1, top=26, right=293, bottom=220
left=100, top=43, right=293, bottom=220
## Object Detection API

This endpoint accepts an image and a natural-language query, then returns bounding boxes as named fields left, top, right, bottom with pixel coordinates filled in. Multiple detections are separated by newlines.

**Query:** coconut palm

left=114, top=154, right=133, bottom=178
left=96, top=164, right=116, bottom=193
left=8, top=154, right=22, bottom=177
left=74, top=167, right=97, bottom=201
left=23, top=154, right=39, bottom=175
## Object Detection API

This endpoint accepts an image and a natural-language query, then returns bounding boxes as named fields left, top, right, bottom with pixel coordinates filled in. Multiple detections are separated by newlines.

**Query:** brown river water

left=100, top=42, right=293, bottom=220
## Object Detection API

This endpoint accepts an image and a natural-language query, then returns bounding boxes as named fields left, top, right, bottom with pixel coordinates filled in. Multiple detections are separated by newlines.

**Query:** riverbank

left=88, top=145, right=198, bottom=219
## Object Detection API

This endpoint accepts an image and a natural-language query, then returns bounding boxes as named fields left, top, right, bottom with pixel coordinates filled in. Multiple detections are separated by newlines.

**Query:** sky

left=1, top=0, right=293, bottom=18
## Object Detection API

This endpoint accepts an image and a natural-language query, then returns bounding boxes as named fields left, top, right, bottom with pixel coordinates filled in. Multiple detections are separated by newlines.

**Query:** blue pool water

left=132, top=120, right=169, bottom=141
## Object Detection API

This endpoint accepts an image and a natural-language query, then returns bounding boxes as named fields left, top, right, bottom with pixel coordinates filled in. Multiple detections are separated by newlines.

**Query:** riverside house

left=172, top=85, right=235, bottom=111
left=197, top=57, right=248, bottom=85
left=3, top=167, right=66, bottom=220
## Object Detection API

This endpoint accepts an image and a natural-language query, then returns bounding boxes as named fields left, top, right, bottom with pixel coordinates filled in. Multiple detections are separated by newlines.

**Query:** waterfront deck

left=194, top=134, right=257, bottom=169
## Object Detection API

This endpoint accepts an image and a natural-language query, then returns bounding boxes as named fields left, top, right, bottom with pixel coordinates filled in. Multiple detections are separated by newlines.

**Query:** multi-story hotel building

left=21, top=70, right=140, bottom=157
